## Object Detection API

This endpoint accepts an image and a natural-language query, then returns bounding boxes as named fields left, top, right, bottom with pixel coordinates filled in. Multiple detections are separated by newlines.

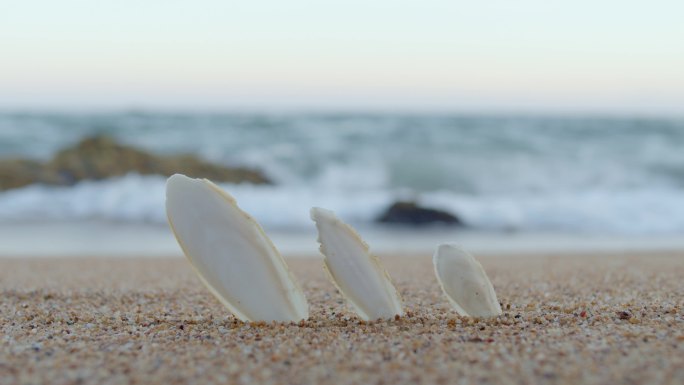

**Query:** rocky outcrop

left=0, top=159, right=66, bottom=190
left=376, top=201, right=463, bottom=226
left=0, top=136, right=271, bottom=191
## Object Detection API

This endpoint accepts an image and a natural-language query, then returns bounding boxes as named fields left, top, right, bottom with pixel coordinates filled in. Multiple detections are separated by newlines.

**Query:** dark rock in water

left=376, top=201, right=463, bottom=226
left=0, top=135, right=272, bottom=191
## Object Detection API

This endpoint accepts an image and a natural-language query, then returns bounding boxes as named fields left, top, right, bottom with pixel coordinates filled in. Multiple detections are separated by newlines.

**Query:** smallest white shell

left=433, top=244, right=502, bottom=318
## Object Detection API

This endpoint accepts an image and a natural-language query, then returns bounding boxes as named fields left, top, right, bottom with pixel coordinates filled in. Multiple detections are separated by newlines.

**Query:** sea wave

left=1, top=174, right=683, bottom=235
left=2, top=113, right=684, bottom=235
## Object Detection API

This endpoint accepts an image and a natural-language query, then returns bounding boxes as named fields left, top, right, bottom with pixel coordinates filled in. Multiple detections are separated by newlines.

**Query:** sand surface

left=1, top=253, right=683, bottom=385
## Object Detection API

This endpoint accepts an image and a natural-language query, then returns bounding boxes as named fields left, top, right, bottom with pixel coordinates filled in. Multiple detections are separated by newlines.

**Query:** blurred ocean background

left=1, top=112, right=684, bottom=256
left=3, top=1, right=683, bottom=256
left=3, top=112, right=684, bottom=232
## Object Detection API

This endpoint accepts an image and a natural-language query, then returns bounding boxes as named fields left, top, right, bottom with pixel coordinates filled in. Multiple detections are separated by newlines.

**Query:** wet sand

left=1, top=253, right=683, bottom=385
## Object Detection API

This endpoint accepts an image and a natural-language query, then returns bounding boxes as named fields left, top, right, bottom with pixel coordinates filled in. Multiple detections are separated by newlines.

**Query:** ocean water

left=1, top=112, right=684, bottom=236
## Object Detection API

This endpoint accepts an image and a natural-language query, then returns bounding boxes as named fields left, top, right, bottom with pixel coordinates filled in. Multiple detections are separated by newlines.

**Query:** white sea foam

left=1, top=173, right=683, bottom=235
left=2, top=113, right=684, bottom=235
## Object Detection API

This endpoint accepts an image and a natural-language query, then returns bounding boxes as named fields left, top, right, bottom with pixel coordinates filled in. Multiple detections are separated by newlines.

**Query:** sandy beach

left=1, top=253, right=683, bottom=385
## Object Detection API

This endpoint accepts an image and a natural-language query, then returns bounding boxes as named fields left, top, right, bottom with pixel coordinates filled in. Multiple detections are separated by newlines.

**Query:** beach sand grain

left=1, top=254, right=682, bottom=385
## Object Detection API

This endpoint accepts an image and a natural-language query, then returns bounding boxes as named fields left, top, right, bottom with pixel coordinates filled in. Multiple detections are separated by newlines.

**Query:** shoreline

left=2, top=253, right=683, bottom=384
left=3, top=221, right=684, bottom=258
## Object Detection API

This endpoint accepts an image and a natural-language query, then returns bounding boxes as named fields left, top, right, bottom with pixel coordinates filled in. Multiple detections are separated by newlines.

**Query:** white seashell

left=310, top=207, right=403, bottom=320
left=433, top=244, right=502, bottom=318
left=165, top=174, right=309, bottom=322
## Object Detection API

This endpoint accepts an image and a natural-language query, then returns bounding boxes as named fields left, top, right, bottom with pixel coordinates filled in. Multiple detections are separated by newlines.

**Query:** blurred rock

left=0, top=136, right=271, bottom=190
left=0, top=159, right=67, bottom=190
left=376, top=201, right=463, bottom=226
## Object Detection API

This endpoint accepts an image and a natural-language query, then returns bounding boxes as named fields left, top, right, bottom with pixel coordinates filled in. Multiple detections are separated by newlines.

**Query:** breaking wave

left=1, top=112, right=684, bottom=235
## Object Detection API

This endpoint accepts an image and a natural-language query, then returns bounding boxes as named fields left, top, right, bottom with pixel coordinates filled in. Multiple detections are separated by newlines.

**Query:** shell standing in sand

left=433, top=243, right=502, bottom=318
left=311, top=207, right=403, bottom=320
left=165, top=174, right=309, bottom=322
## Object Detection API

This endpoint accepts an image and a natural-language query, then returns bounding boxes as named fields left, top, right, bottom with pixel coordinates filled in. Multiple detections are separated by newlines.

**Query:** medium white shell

left=311, top=207, right=403, bottom=320
left=433, top=244, right=502, bottom=318
left=165, top=174, right=309, bottom=322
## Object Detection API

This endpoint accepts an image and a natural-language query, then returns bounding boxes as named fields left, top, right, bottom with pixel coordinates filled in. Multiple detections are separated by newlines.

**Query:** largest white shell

left=311, top=207, right=403, bottom=320
left=433, top=244, right=502, bottom=318
left=165, top=174, right=309, bottom=322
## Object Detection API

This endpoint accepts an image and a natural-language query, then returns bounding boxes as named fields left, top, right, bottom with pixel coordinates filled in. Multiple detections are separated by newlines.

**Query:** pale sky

left=1, top=0, right=683, bottom=114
